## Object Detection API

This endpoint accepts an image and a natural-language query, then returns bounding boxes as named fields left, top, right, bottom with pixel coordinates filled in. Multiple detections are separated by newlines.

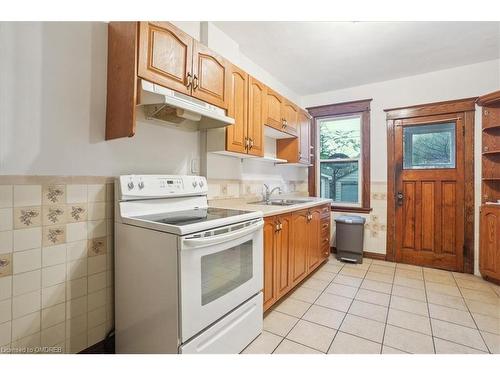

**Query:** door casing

left=385, top=98, right=477, bottom=273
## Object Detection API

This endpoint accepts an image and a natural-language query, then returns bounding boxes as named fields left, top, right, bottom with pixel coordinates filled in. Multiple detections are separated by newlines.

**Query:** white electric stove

left=114, top=175, right=264, bottom=354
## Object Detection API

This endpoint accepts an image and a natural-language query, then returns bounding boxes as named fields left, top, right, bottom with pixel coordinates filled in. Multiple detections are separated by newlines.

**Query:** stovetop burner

left=134, top=207, right=252, bottom=227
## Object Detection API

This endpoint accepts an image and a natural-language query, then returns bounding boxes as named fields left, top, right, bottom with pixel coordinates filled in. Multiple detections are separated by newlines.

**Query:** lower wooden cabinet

left=263, top=204, right=331, bottom=311
left=480, top=205, right=500, bottom=283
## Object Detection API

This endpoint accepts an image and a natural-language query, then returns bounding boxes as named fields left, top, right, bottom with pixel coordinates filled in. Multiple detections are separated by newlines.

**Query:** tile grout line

left=450, top=271, right=492, bottom=354
left=379, top=262, right=396, bottom=353
left=422, top=268, right=437, bottom=354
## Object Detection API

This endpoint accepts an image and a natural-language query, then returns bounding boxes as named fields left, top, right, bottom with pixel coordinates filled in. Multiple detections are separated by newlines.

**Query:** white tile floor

left=242, top=256, right=500, bottom=354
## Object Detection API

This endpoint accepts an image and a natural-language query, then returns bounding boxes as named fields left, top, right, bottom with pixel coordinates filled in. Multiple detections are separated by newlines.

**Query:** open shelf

left=482, top=125, right=500, bottom=132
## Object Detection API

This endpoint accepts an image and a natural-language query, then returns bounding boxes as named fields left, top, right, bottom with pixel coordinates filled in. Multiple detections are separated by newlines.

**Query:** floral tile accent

left=0, top=253, right=12, bottom=277
left=13, top=206, right=41, bottom=229
left=88, top=237, right=107, bottom=257
left=43, top=225, right=66, bottom=247
left=43, top=185, right=66, bottom=205
left=43, top=205, right=67, bottom=226
left=67, top=204, right=87, bottom=223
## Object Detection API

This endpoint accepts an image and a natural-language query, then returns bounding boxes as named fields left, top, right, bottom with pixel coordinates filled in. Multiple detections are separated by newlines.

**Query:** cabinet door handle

left=185, top=73, right=192, bottom=89
left=244, top=137, right=249, bottom=150
left=249, top=138, right=254, bottom=150
left=193, top=74, right=199, bottom=90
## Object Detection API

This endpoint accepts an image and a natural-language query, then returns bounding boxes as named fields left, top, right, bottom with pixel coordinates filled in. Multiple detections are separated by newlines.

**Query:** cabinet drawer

left=320, top=205, right=331, bottom=219
left=483, top=107, right=500, bottom=130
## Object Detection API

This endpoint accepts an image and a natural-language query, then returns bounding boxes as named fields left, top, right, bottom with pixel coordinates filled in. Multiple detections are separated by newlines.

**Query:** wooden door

left=291, top=209, right=309, bottom=283
left=282, top=100, right=299, bottom=136
left=299, top=110, right=311, bottom=164
left=265, top=88, right=284, bottom=130
left=247, top=76, right=266, bottom=157
left=225, top=65, right=248, bottom=155
left=480, top=206, right=500, bottom=279
left=263, top=217, right=277, bottom=311
left=394, top=114, right=465, bottom=271
left=138, top=22, right=193, bottom=95
left=192, top=40, right=230, bottom=109
left=307, top=208, right=322, bottom=271
left=276, top=213, right=293, bottom=298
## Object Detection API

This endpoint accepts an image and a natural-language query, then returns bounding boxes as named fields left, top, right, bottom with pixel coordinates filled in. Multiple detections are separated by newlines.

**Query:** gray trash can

left=335, top=215, right=366, bottom=264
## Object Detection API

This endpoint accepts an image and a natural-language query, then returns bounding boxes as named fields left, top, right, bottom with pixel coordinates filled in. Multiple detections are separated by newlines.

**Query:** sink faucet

left=263, top=184, right=282, bottom=203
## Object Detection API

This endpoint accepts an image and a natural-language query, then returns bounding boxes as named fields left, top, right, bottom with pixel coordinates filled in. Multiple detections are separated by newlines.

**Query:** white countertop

left=208, top=196, right=333, bottom=217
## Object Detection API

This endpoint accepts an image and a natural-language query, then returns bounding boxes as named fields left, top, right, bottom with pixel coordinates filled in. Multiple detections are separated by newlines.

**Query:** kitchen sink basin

left=249, top=199, right=309, bottom=206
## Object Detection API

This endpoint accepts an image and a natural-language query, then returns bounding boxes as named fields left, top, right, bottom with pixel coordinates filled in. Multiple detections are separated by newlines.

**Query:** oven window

left=200, top=240, right=253, bottom=306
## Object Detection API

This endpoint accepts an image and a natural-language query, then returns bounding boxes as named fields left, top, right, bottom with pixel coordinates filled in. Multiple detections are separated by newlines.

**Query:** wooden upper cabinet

left=282, top=100, right=299, bottom=136
left=247, top=76, right=266, bottom=157
left=299, top=110, right=311, bottom=164
left=226, top=65, right=248, bottom=154
left=192, top=40, right=230, bottom=110
left=138, top=22, right=193, bottom=95
left=265, top=88, right=284, bottom=130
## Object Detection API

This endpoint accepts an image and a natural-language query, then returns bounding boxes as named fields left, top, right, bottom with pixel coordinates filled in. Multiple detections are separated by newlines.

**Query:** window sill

left=331, top=206, right=373, bottom=214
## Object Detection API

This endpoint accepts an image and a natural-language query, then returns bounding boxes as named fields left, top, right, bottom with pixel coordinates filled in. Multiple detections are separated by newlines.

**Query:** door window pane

left=200, top=240, right=253, bottom=305
left=320, top=161, right=359, bottom=203
left=403, top=122, right=456, bottom=169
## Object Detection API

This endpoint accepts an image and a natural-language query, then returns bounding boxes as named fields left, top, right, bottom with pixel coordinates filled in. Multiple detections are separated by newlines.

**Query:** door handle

left=396, top=192, right=404, bottom=206
left=185, top=72, right=192, bottom=89
left=193, top=74, right=199, bottom=90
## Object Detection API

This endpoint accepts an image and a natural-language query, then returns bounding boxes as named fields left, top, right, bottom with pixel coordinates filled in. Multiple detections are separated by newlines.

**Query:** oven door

left=179, top=218, right=263, bottom=342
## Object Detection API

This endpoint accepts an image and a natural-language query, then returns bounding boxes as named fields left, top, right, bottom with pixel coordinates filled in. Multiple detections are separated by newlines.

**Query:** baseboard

left=331, top=246, right=387, bottom=261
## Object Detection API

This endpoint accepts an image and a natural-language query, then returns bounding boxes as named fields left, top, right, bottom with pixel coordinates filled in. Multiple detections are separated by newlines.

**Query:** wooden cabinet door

left=138, top=22, right=193, bottom=95
left=291, top=210, right=309, bottom=284
left=298, top=110, right=311, bottom=164
left=192, top=40, right=230, bottom=109
left=282, top=100, right=299, bottom=136
left=276, top=213, right=293, bottom=298
left=480, top=207, right=500, bottom=279
left=263, top=217, right=277, bottom=311
left=247, top=76, right=266, bottom=157
left=308, top=208, right=322, bottom=272
left=265, top=88, right=284, bottom=130
left=225, top=65, right=248, bottom=155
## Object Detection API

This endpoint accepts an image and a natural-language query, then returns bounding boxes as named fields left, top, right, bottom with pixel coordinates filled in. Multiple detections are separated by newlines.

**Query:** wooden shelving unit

left=477, top=90, right=500, bottom=285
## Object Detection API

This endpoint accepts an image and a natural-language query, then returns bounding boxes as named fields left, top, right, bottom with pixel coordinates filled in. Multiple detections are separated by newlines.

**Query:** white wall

left=302, top=59, right=500, bottom=273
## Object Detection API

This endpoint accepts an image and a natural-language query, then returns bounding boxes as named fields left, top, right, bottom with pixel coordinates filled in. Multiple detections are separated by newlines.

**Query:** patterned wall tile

left=43, top=226, right=66, bottom=247
left=0, top=254, right=12, bottom=277
left=87, top=237, right=107, bottom=257
left=67, top=204, right=87, bottom=223
left=43, top=185, right=66, bottom=205
left=42, top=206, right=67, bottom=226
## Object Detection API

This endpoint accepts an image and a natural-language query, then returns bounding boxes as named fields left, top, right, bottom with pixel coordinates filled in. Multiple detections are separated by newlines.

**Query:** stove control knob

left=199, top=180, right=204, bottom=188
left=192, top=180, right=198, bottom=188
left=127, top=181, right=134, bottom=190
left=138, top=181, right=145, bottom=190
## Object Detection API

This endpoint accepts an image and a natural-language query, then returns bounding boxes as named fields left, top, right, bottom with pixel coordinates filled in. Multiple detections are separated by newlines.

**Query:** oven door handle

left=182, top=221, right=263, bottom=248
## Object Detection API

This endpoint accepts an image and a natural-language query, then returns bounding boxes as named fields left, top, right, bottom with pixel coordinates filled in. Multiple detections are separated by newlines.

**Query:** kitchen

left=1, top=3, right=500, bottom=371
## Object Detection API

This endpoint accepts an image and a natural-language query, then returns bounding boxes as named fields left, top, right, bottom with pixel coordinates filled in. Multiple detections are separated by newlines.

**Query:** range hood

left=138, top=80, right=234, bottom=129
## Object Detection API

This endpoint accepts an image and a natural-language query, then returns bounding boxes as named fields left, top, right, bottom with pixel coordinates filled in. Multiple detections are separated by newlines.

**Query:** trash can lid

left=335, top=215, right=366, bottom=224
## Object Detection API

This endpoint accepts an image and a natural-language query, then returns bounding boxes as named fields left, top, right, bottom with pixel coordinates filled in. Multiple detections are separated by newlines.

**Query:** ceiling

left=214, top=22, right=500, bottom=96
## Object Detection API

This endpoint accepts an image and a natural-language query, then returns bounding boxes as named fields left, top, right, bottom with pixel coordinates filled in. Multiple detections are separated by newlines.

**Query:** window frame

left=307, top=99, right=372, bottom=213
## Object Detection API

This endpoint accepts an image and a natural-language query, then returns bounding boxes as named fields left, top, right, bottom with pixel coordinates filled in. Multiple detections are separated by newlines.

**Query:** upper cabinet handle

left=193, top=74, right=199, bottom=90
left=185, top=73, right=192, bottom=89
left=249, top=138, right=254, bottom=150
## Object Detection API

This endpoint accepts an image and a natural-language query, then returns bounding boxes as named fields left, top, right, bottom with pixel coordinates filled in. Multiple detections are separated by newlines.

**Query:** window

left=319, top=116, right=362, bottom=205
left=403, top=122, right=456, bottom=169
left=308, top=99, right=372, bottom=213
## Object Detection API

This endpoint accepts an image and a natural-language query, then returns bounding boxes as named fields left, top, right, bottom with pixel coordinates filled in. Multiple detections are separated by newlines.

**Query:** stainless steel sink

left=249, top=199, right=309, bottom=206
